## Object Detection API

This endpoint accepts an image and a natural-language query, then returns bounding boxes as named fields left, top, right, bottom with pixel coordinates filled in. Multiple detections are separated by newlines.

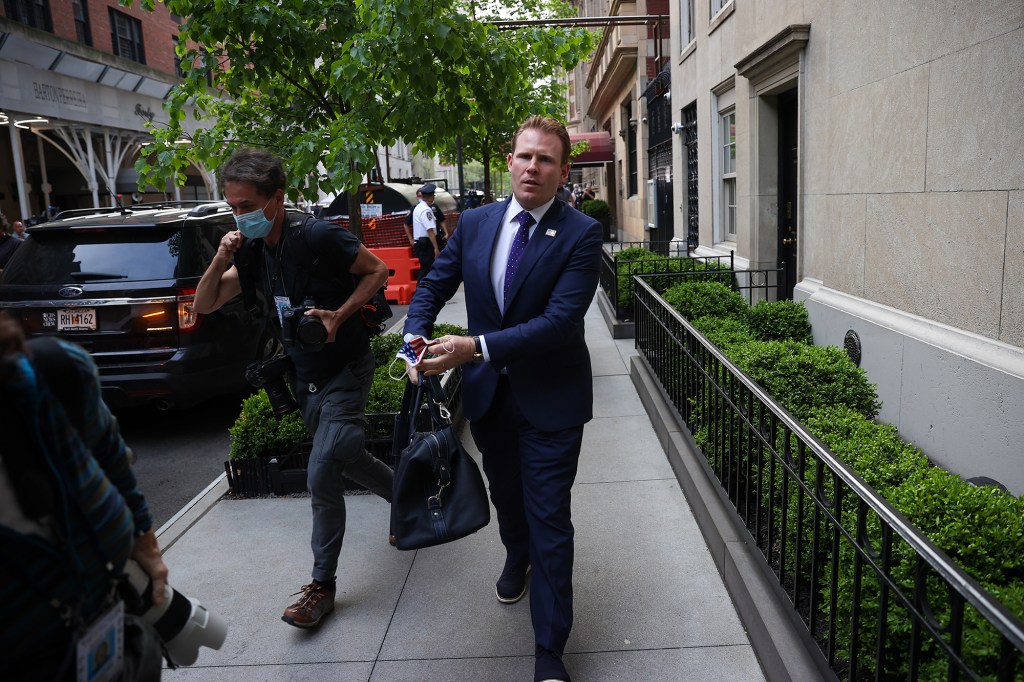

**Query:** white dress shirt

left=490, top=196, right=555, bottom=313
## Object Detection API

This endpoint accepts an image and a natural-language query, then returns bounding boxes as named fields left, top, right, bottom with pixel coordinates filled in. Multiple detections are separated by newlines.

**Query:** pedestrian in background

left=403, top=115, right=603, bottom=682
left=0, top=213, right=22, bottom=275
left=11, top=220, right=26, bottom=240
left=555, top=181, right=574, bottom=207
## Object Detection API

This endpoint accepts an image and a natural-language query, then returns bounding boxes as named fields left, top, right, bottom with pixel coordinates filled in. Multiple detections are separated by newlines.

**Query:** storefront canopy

left=569, top=132, right=613, bottom=167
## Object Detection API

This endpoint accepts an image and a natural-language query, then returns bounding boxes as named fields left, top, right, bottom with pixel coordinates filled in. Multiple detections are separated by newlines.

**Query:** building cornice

left=734, top=24, right=810, bottom=82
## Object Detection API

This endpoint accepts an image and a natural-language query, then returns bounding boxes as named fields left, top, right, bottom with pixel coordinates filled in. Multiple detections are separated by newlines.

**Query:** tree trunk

left=481, top=137, right=491, bottom=199
left=347, top=160, right=363, bottom=241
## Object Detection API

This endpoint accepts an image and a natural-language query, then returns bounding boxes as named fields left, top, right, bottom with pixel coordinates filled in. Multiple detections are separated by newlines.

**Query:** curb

left=155, top=472, right=228, bottom=552
left=596, top=288, right=635, bottom=339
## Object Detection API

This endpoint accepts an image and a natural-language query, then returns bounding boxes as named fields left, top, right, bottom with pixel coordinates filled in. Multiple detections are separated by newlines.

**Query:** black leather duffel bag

left=390, top=375, right=490, bottom=550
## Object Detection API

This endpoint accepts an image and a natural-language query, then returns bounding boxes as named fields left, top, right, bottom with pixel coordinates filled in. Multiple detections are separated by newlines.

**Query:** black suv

left=0, top=202, right=271, bottom=410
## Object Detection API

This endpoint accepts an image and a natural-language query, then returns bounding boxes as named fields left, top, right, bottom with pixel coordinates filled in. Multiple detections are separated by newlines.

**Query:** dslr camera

left=245, top=353, right=298, bottom=417
left=282, top=297, right=328, bottom=350
left=122, top=559, right=228, bottom=667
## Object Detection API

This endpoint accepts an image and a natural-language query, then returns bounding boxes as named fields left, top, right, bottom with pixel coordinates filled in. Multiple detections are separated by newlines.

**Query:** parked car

left=0, top=202, right=273, bottom=410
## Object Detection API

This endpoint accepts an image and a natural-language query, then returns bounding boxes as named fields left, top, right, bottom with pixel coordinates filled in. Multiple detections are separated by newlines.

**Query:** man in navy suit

left=404, top=116, right=602, bottom=682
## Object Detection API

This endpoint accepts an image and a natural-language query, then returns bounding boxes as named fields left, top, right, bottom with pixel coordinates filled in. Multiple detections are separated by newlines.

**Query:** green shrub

left=827, top=462, right=1024, bottom=679
left=614, top=246, right=655, bottom=262
left=580, top=198, right=611, bottom=221
left=614, top=251, right=735, bottom=314
left=663, top=280, right=749, bottom=323
left=433, top=322, right=469, bottom=339
left=692, top=316, right=754, bottom=352
left=891, top=467, right=1024, bottom=587
left=228, top=390, right=309, bottom=460
left=614, top=248, right=656, bottom=311
left=684, top=309, right=1024, bottom=679
left=805, top=406, right=929, bottom=495
left=371, top=332, right=404, bottom=368
left=728, top=340, right=880, bottom=422
left=747, top=299, right=812, bottom=344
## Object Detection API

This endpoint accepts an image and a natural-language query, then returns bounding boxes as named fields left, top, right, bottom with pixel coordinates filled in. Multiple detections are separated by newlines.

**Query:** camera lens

left=295, top=315, right=328, bottom=349
left=264, top=376, right=298, bottom=417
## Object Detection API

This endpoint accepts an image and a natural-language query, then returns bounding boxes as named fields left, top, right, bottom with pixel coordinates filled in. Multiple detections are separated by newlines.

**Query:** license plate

left=57, top=308, right=97, bottom=331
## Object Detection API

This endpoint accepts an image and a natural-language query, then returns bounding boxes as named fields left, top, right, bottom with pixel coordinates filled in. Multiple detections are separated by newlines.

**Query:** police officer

left=411, top=182, right=440, bottom=279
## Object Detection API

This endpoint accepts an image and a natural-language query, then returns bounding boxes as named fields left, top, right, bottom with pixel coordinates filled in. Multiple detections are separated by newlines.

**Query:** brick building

left=1, top=1, right=211, bottom=223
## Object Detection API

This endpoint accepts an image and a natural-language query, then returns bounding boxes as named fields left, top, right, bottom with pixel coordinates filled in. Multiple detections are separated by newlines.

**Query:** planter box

left=225, top=368, right=463, bottom=498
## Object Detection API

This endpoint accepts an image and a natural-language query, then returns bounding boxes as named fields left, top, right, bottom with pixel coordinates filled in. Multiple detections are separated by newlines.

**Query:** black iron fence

left=633, top=276, right=1024, bottom=680
left=599, top=242, right=733, bottom=321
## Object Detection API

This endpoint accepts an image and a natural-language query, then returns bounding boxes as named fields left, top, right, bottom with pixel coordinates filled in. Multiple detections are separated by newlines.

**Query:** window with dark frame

left=683, top=103, right=699, bottom=250
left=5, top=0, right=53, bottom=32
left=109, top=8, right=146, bottom=64
left=72, top=0, right=91, bottom=46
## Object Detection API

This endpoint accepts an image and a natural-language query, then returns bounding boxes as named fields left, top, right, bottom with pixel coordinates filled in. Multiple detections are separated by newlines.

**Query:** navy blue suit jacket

left=405, top=198, right=603, bottom=432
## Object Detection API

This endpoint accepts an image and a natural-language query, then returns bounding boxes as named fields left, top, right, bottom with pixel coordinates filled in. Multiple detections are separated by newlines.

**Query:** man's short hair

left=219, top=148, right=286, bottom=198
left=511, top=116, right=571, bottom=166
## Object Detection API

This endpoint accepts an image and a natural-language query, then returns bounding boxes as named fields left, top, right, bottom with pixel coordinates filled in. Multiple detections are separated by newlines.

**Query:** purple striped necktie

left=503, top=210, right=536, bottom=307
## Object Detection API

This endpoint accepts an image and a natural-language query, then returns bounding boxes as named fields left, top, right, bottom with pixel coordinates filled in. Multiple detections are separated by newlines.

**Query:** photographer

left=0, top=311, right=167, bottom=681
left=193, top=148, right=392, bottom=631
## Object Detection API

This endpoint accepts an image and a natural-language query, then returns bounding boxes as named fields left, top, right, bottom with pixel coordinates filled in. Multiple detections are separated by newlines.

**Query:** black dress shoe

left=535, top=646, right=570, bottom=682
left=495, top=557, right=531, bottom=604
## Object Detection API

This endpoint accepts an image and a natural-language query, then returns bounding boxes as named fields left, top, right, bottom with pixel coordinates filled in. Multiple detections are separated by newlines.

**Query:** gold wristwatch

left=472, top=336, right=484, bottom=362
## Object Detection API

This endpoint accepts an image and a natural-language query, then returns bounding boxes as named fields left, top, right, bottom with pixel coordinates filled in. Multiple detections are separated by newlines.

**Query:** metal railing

left=633, top=276, right=1024, bottom=680
left=599, top=243, right=733, bottom=321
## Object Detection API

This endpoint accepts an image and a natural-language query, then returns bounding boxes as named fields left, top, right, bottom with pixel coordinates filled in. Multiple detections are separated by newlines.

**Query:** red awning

left=569, top=132, right=613, bottom=167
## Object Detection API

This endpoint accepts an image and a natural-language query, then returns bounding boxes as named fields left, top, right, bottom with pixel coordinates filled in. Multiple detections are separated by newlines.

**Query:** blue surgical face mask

left=234, top=202, right=277, bottom=239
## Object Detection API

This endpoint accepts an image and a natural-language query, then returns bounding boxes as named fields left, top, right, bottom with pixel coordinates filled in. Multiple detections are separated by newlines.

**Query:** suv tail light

left=177, top=288, right=201, bottom=332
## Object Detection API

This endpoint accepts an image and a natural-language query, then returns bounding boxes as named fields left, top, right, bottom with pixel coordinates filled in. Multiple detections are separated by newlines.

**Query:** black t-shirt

left=243, top=217, right=369, bottom=383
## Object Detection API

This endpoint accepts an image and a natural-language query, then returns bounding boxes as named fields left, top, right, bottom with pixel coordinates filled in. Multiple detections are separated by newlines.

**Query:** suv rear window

left=3, top=225, right=187, bottom=284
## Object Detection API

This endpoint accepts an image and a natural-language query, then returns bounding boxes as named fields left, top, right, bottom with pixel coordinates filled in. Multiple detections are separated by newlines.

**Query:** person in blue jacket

left=403, top=116, right=602, bottom=682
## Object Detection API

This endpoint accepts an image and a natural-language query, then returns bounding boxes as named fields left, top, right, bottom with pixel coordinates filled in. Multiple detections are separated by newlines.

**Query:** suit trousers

left=295, top=350, right=394, bottom=583
left=470, top=375, right=584, bottom=656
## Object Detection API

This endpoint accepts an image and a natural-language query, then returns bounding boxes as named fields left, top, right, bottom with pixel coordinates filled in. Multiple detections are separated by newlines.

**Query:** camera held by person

left=281, top=297, right=328, bottom=350
left=245, top=353, right=298, bottom=417
left=121, top=560, right=228, bottom=667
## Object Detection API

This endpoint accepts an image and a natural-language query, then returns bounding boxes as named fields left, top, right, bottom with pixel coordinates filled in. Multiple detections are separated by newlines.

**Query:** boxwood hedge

left=676, top=288, right=1023, bottom=679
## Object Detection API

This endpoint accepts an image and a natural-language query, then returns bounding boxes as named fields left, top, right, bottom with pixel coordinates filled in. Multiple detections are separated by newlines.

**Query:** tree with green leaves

left=132, top=0, right=595, bottom=238
left=437, top=76, right=570, bottom=201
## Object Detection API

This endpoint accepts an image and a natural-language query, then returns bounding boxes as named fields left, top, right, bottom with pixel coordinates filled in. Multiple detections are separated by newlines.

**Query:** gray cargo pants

left=294, top=350, right=394, bottom=583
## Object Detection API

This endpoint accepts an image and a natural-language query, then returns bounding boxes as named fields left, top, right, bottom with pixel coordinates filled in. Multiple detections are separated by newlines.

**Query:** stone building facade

left=661, top=1, right=1023, bottom=492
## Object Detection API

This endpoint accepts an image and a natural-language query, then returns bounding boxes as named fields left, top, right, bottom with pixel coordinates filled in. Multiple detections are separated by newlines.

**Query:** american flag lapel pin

left=545, top=228, right=557, bottom=237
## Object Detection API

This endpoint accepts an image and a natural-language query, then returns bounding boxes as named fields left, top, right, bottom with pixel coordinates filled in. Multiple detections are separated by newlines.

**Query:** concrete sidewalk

left=156, top=289, right=766, bottom=681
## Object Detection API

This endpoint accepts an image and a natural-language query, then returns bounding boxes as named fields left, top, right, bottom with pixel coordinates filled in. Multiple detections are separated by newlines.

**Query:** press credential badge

left=76, top=600, right=124, bottom=682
